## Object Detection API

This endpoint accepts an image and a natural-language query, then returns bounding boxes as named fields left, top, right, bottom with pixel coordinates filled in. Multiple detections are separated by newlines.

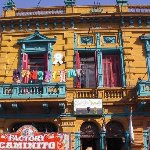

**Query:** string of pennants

left=13, top=69, right=82, bottom=83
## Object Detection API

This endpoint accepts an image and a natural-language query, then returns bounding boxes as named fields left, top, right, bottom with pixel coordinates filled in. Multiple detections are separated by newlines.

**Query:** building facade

left=0, top=0, right=150, bottom=149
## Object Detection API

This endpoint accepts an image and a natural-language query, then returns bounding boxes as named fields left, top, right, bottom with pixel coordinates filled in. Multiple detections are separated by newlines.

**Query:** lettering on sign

left=0, top=125, right=71, bottom=150
left=61, top=121, right=74, bottom=127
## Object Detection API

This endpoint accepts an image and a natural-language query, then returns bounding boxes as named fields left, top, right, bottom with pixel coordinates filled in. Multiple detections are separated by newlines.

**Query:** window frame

left=17, top=31, right=56, bottom=82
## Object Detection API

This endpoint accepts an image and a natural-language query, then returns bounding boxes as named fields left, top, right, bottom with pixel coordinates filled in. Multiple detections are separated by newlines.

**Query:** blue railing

left=0, top=83, right=66, bottom=99
left=137, top=80, right=150, bottom=96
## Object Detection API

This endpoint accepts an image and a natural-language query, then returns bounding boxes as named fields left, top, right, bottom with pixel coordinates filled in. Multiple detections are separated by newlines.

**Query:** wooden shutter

left=22, top=53, right=28, bottom=69
left=76, top=51, right=81, bottom=88
left=44, top=53, right=48, bottom=71
left=102, top=54, right=121, bottom=87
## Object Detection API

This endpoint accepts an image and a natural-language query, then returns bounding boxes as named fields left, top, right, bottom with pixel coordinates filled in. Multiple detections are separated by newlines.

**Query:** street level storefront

left=0, top=125, right=71, bottom=150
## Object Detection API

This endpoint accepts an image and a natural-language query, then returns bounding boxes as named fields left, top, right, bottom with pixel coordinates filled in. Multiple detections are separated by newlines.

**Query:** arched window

left=80, top=122, right=100, bottom=150
left=106, top=121, right=125, bottom=138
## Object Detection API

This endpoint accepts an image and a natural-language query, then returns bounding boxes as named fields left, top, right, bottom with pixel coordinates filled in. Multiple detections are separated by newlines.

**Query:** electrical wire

left=37, top=0, right=42, bottom=7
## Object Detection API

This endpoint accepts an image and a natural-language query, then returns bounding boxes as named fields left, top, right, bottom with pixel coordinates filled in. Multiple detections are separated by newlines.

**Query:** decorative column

left=19, top=20, right=23, bottom=31
left=140, top=35, right=150, bottom=80
left=146, top=17, right=150, bottom=27
left=118, top=32, right=126, bottom=87
left=1, top=24, right=6, bottom=32
left=75, top=132, right=80, bottom=150
left=62, top=18, right=65, bottom=29
left=71, top=18, right=75, bottom=28
left=44, top=19, right=48, bottom=29
left=100, top=131, right=106, bottom=150
left=53, top=18, right=57, bottom=29
left=74, top=33, right=77, bottom=49
left=97, top=50, right=103, bottom=87
left=10, top=20, right=14, bottom=31
left=125, top=131, right=131, bottom=150
left=143, top=130, right=148, bottom=150
left=48, top=43, right=52, bottom=72
left=138, top=17, right=142, bottom=27
left=121, top=16, right=125, bottom=27
left=36, top=20, right=40, bottom=29
left=96, top=33, right=103, bottom=87
left=129, top=17, right=134, bottom=27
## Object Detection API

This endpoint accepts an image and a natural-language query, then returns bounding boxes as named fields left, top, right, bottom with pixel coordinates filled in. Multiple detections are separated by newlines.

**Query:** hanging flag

left=129, top=107, right=134, bottom=143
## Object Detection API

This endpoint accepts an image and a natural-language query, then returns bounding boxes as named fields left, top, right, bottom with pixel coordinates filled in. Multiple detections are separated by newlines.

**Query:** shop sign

left=74, top=99, right=102, bottom=115
left=0, top=125, right=71, bottom=150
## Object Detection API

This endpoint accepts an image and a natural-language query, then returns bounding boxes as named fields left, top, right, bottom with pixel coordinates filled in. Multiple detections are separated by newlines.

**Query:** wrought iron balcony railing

left=16, top=7, right=65, bottom=17
left=128, top=5, right=150, bottom=13
left=0, top=83, right=66, bottom=99
left=137, top=80, right=150, bottom=96
left=73, top=87, right=135, bottom=101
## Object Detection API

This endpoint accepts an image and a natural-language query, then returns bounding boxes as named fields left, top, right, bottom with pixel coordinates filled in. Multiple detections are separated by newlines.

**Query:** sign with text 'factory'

left=0, top=125, right=71, bottom=150
left=74, top=99, right=103, bottom=115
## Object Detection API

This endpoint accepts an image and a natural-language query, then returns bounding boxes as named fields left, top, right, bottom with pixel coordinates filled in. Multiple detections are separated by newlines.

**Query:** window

left=23, top=53, right=48, bottom=71
left=75, top=51, right=97, bottom=88
left=75, top=51, right=121, bottom=88
left=102, top=54, right=121, bottom=87
left=18, top=30, right=56, bottom=84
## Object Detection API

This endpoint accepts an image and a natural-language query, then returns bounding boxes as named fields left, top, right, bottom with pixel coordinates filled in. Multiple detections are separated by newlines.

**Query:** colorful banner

left=0, top=125, right=71, bottom=150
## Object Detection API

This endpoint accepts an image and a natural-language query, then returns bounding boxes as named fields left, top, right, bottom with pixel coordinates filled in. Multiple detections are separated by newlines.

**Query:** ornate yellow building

left=0, top=0, right=150, bottom=149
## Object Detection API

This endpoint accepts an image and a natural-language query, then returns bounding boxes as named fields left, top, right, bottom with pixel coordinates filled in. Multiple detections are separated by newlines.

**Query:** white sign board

left=74, top=99, right=102, bottom=115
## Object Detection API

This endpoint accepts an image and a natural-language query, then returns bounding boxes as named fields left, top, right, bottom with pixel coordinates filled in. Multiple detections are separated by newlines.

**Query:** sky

left=0, top=0, right=149, bottom=14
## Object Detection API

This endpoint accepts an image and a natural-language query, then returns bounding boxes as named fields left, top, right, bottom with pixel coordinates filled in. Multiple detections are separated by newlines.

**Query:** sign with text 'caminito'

left=0, top=125, right=71, bottom=150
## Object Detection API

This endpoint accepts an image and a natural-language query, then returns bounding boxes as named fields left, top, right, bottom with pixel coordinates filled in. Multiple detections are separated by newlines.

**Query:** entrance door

left=81, top=138, right=99, bottom=150
left=80, top=122, right=100, bottom=150
left=106, top=138, right=124, bottom=150
left=106, top=121, right=125, bottom=150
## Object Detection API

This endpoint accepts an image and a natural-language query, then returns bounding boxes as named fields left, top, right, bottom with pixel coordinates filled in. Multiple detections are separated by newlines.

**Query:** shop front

left=0, top=124, right=71, bottom=150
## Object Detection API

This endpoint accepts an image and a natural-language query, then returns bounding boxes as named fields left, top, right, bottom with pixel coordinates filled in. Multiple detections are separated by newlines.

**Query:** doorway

left=106, top=138, right=124, bottom=150
left=80, top=122, right=100, bottom=150
left=106, top=121, right=125, bottom=150
left=81, top=138, right=99, bottom=150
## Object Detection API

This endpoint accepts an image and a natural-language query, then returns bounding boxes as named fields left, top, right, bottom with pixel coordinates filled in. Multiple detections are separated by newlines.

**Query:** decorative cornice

left=18, top=30, right=56, bottom=44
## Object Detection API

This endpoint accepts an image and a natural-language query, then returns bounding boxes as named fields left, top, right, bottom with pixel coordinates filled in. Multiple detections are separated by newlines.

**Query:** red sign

left=0, top=125, right=71, bottom=150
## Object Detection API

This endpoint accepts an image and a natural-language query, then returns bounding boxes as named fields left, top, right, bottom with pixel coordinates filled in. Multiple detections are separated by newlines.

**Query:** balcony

left=72, top=87, right=135, bottom=102
left=128, top=5, right=150, bottom=13
left=137, top=80, right=150, bottom=97
left=0, top=83, right=66, bottom=99
left=16, top=6, right=65, bottom=17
